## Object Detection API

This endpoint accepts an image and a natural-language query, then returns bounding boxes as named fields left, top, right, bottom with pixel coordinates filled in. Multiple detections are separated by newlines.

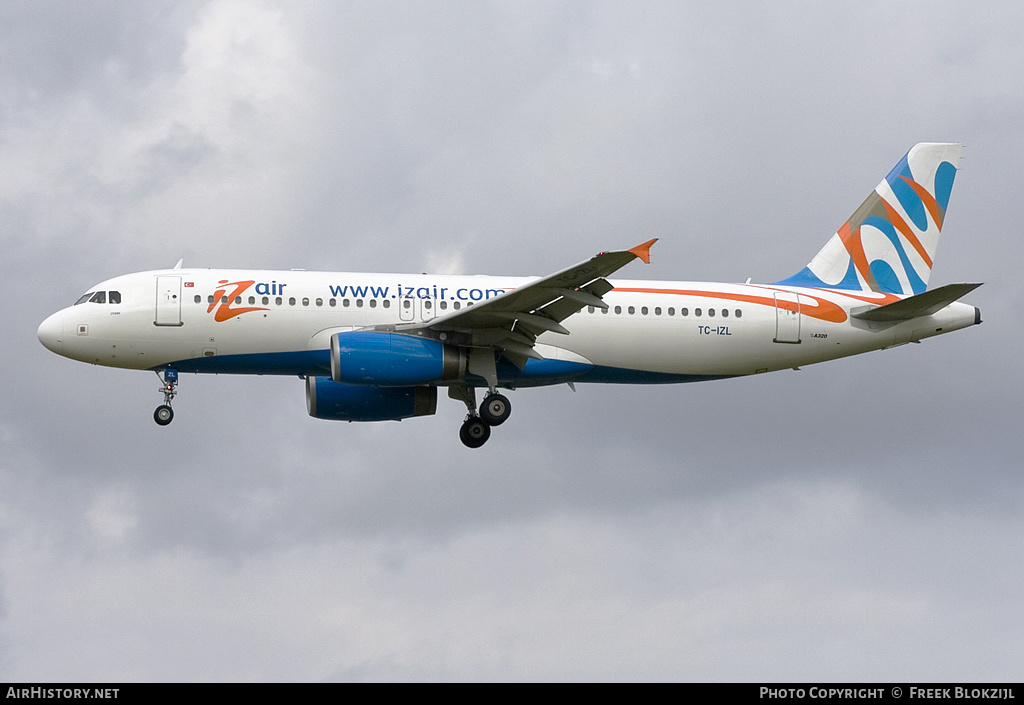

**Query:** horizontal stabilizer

left=852, top=283, right=982, bottom=322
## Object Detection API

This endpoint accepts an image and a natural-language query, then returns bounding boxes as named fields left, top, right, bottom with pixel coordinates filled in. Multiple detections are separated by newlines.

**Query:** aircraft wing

left=394, top=239, right=657, bottom=369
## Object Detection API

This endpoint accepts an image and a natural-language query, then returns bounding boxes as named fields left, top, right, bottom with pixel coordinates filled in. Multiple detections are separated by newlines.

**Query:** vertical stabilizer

left=775, top=143, right=962, bottom=295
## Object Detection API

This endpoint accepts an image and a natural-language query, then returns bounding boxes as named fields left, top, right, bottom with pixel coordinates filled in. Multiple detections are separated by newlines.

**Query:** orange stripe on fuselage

left=613, top=287, right=850, bottom=323
left=821, top=289, right=901, bottom=306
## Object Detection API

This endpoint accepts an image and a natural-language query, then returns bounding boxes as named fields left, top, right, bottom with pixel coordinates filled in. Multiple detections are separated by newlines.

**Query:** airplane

left=38, top=143, right=981, bottom=448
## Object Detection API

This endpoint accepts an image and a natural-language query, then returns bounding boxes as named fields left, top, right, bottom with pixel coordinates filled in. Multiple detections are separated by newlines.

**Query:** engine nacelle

left=306, top=376, right=437, bottom=421
left=330, top=331, right=466, bottom=386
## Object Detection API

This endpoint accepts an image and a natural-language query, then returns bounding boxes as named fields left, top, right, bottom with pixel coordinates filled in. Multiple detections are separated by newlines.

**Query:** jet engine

left=305, top=376, right=437, bottom=421
left=330, top=331, right=466, bottom=386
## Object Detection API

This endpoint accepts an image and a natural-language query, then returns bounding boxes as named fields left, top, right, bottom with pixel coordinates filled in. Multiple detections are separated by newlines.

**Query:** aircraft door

left=773, top=291, right=801, bottom=344
left=155, top=276, right=183, bottom=326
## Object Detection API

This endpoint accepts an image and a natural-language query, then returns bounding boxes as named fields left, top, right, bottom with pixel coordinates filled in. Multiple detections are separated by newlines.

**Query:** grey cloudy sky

left=2, top=0, right=1021, bottom=681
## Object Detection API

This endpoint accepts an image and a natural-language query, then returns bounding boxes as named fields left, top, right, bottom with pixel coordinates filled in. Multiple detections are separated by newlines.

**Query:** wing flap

left=532, top=279, right=615, bottom=329
left=544, top=286, right=608, bottom=309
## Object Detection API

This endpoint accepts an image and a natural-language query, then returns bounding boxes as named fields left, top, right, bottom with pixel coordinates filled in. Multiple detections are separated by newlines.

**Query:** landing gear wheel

left=154, top=369, right=178, bottom=426
left=154, top=404, right=174, bottom=426
left=459, top=417, right=491, bottom=448
left=479, top=393, right=511, bottom=426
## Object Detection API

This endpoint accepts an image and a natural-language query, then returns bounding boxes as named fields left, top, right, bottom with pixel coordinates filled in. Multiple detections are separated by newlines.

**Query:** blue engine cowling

left=306, top=376, right=437, bottom=421
left=330, top=331, right=466, bottom=386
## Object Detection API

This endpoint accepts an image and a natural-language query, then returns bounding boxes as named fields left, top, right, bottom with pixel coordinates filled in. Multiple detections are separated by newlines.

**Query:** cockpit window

left=75, top=290, right=120, bottom=304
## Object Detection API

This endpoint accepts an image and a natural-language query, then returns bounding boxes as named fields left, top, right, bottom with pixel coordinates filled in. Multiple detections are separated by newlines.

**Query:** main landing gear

left=154, top=368, right=178, bottom=426
left=459, top=416, right=490, bottom=448
left=451, top=387, right=512, bottom=449
left=480, top=393, right=511, bottom=426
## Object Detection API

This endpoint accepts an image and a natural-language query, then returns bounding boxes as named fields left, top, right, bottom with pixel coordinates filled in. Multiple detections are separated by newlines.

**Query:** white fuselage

left=37, top=268, right=980, bottom=386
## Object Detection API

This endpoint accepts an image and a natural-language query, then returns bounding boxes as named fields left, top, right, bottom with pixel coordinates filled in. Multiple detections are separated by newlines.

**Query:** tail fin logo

left=775, top=143, right=962, bottom=296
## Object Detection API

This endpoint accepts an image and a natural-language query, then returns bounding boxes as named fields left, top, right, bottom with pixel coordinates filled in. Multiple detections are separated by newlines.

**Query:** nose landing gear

left=154, top=368, right=178, bottom=426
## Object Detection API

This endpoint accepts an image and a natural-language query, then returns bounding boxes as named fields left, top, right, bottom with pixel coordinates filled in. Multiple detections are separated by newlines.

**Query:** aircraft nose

left=37, top=311, right=64, bottom=355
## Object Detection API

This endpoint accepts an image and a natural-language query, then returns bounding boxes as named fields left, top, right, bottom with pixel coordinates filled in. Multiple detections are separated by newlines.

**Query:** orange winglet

left=628, top=238, right=658, bottom=264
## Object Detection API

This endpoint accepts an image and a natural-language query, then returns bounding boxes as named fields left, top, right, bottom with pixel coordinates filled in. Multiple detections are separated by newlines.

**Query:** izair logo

left=207, top=280, right=270, bottom=322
